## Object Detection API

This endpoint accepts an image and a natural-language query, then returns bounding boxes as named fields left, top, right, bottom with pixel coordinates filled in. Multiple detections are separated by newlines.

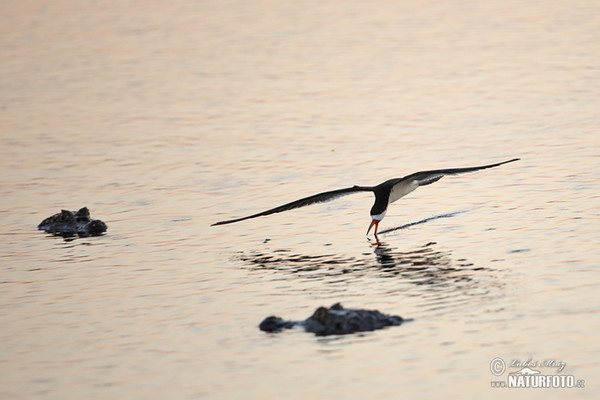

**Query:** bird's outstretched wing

left=403, top=158, right=520, bottom=186
left=211, top=185, right=374, bottom=226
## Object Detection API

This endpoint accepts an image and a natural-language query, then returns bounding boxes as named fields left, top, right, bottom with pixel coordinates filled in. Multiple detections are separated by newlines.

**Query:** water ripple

left=237, top=241, right=506, bottom=316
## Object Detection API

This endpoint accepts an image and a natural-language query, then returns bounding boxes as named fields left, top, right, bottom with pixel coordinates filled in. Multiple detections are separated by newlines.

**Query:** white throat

left=371, top=210, right=386, bottom=221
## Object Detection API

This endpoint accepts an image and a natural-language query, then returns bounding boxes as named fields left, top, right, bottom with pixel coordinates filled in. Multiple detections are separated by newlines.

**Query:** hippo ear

left=60, top=210, right=73, bottom=220
left=310, top=307, right=329, bottom=323
left=78, top=207, right=89, bottom=216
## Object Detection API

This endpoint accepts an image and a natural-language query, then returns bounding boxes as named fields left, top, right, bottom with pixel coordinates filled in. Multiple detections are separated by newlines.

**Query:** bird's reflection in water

left=376, top=208, right=479, bottom=236
left=237, top=208, right=507, bottom=319
left=237, top=208, right=508, bottom=319
left=240, top=209, right=490, bottom=286
left=239, top=241, right=488, bottom=286
left=239, top=240, right=503, bottom=317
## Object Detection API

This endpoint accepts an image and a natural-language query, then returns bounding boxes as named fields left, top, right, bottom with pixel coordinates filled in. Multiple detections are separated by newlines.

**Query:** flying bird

left=211, top=158, right=519, bottom=240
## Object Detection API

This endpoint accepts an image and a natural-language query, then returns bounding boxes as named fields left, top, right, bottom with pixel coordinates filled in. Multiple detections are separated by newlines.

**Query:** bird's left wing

left=403, top=158, right=520, bottom=186
left=211, top=185, right=373, bottom=226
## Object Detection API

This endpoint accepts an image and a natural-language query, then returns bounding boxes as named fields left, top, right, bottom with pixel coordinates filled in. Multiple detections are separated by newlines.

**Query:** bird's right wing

left=211, top=185, right=373, bottom=226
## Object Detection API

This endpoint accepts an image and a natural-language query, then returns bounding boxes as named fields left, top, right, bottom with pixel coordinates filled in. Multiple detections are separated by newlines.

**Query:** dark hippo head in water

left=38, top=207, right=107, bottom=237
left=259, top=303, right=406, bottom=336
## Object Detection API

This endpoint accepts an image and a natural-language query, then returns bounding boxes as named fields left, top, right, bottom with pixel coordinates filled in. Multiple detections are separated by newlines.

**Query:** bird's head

left=366, top=218, right=380, bottom=236
left=367, top=210, right=386, bottom=236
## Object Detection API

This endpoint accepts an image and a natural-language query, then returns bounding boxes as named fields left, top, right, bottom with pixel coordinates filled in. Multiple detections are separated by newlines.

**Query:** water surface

left=1, top=0, right=599, bottom=398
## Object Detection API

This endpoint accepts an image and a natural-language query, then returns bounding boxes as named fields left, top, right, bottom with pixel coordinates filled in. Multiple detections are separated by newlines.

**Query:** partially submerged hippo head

left=38, top=207, right=107, bottom=237
left=260, top=303, right=406, bottom=336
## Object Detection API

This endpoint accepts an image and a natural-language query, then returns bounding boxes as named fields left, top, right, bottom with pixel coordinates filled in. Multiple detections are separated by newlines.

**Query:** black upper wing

left=211, top=185, right=374, bottom=226
left=403, top=158, right=520, bottom=186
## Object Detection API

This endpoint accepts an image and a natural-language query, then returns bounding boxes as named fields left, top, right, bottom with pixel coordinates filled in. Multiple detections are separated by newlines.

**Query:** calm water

left=1, top=0, right=599, bottom=398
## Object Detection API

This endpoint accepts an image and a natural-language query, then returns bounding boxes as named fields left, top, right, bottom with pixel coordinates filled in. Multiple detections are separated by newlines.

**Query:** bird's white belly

left=389, top=180, right=419, bottom=203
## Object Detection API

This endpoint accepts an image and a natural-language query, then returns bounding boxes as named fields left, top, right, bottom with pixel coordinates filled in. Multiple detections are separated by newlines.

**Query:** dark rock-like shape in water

left=259, top=303, right=406, bottom=336
left=38, top=207, right=107, bottom=237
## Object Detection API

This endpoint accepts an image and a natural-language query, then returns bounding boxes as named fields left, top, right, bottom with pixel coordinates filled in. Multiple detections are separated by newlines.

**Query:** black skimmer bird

left=212, top=158, right=519, bottom=241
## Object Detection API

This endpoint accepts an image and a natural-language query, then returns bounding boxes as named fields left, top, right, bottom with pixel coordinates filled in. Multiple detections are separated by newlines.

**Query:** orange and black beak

left=366, top=219, right=380, bottom=236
